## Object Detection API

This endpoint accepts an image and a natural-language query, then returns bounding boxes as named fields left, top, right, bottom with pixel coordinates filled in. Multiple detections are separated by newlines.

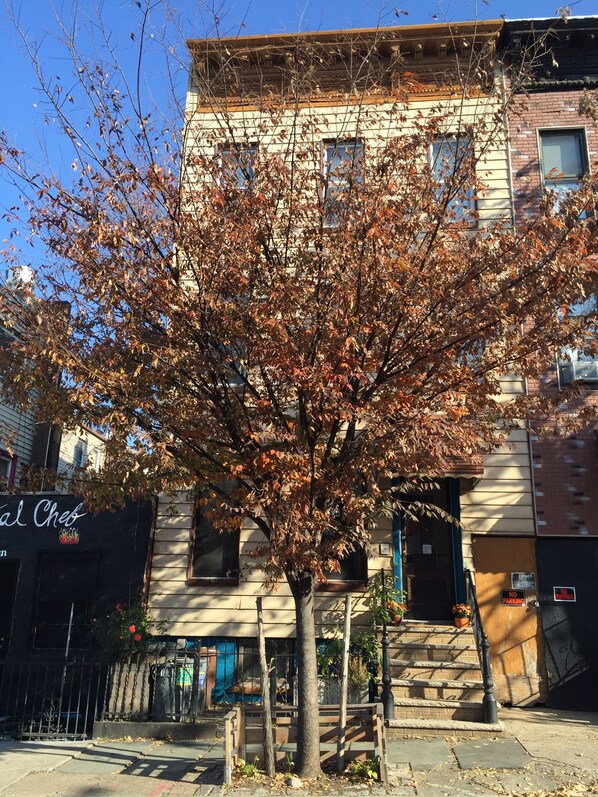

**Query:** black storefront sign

left=0, top=494, right=153, bottom=658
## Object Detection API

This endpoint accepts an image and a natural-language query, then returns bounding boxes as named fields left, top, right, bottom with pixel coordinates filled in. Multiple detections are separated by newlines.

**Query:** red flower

left=134, top=633, right=142, bottom=642
left=115, top=603, right=122, bottom=612
left=129, top=625, right=136, bottom=633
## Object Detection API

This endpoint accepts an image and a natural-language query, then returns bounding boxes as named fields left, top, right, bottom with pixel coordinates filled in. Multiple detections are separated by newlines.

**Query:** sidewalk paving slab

left=386, top=739, right=455, bottom=771
left=57, top=741, right=156, bottom=775
left=453, top=738, right=532, bottom=770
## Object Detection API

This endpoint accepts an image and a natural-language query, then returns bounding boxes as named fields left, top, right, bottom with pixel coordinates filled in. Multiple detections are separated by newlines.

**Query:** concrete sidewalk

left=0, top=707, right=597, bottom=796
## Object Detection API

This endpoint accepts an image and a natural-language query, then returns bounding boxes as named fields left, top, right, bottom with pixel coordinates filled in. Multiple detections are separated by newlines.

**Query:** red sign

left=501, top=589, right=525, bottom=606
left=554, top=586, right=576, bottom=602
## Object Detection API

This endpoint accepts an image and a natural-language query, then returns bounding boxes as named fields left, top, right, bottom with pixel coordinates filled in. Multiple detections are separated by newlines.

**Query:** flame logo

left=59, top=529, right=80, bottom=545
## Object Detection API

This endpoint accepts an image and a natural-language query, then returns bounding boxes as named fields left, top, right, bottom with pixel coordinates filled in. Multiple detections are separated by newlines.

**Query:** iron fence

left=0, top=659, right=105, bottom=740
left=0, top=640, right=377, bottom=740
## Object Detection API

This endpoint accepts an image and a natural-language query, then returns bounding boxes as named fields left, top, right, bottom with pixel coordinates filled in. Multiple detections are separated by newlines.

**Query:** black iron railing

left=464, top=568, right=498, bottom=724
left=0, top=659, right=106, bottom=740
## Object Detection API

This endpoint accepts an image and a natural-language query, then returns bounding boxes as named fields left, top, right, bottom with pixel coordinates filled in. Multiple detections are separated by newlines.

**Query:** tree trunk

left=287, top=570, right=321, bottom=779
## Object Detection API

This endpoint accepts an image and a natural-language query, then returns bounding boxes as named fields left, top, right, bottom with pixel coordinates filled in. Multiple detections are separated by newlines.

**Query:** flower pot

left=393, top=615, right=403, bottom=626
left=454, top=616, right=470, bottom=628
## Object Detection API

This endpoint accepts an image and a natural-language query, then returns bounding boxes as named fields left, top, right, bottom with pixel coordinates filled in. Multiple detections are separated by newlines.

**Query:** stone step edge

left=390, top=677, right=484, bottom=688
left=390, top=658, right=480, bottom=669
left=393, top=697, right=483, bottom=709
left=392, top=625, right=473, bottom=634
left=390, top=642, right=477, bottom=651
left=387, top=718, right=503, bottom=732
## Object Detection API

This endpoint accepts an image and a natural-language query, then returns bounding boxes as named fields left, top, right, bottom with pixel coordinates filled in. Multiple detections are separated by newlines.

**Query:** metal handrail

left=464, top=567, right=498, bottom=724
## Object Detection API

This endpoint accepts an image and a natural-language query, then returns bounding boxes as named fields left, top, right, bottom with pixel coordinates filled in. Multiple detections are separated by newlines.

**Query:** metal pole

left=379, top=570, right=394, bottom=720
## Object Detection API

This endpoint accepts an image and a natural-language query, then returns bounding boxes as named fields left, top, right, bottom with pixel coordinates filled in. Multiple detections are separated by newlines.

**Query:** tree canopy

left=0, top=13, right=597, bottom=776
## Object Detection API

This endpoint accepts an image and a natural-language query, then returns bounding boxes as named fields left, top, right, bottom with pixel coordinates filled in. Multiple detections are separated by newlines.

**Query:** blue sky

left=0, top=0, right=593, bottom=263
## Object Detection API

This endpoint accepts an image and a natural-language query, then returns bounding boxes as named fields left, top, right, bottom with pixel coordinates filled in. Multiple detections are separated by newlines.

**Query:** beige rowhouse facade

left=146, top=19, right=546, bottom=708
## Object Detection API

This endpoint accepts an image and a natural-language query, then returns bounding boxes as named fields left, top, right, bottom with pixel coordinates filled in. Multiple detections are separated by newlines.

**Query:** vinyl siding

left=148, top=492, right=393, bottom=639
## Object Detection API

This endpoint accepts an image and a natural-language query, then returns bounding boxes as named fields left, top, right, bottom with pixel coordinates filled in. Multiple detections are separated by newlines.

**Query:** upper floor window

left=189, top=496, right=240, bottom=585
left=539, top=129, right=587, bottom=205
left=323, top=139, right=364, bottom=226
left=431, top=136, right=475, bottom=221
left=219, top=144, right=256, bottom=190
left=0, top=452, right=15, bottom=491
left=560, top=295, right=597, bottom=385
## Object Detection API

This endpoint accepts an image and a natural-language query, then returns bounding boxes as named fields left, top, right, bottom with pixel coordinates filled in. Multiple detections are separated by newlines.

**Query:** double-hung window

left=560, top=295, right=598, bottom=385
left=323, top=139, right=364, bottom=226
left=539, top=129, right=587, bottom=208
left=431, top=136, right=475, bottom=221
left=189, top=492, right=240, bottom=585
left=219, top=144, right=256, bottom=190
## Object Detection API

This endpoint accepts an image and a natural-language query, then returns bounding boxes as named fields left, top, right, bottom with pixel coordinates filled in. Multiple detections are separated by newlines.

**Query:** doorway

left=0, top=560, right=20, bottom=657
left=400, top=480, right=460, bottom=621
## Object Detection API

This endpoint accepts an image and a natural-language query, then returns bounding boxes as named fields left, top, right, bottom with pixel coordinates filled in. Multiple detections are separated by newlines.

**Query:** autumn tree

left=1, top=7, right=597, bottom=777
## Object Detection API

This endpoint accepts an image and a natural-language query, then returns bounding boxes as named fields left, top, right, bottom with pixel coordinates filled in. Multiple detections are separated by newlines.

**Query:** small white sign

left=422, top=544, right=432, bottom=555
left=511, top=572, right=536, bottom=590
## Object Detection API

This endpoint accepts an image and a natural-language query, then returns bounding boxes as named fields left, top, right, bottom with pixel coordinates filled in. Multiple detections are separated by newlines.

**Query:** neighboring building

left=146, top=20, right=547, bottom=721
left=501, top=17, right=598, bottom=710
left=57, top=425, right=107, bottom=487
left=0, top=494, right=154, bottom=660
left=0, top=276, right=107, bottom=491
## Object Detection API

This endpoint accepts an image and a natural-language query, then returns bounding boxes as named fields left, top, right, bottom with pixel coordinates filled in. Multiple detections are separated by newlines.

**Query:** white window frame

left=218, top=143, right=257, bottom=190
left=322, top=139, right=364, bottom=227
left=430, top=135, right=476, bottom=221
left=559, top=295, right=598, bottom=385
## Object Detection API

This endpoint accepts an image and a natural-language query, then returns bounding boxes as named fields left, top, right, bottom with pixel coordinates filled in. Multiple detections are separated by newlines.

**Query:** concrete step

left=393, top=697, right=484, bottom=722
left=389, top=642, right=479, bottom=663
left=390, top=659, right=482, bottom=681
left=390, top=624, right=474, bottom=647
left=386, top=717, right=503, bottom=739
left=391, top=677, right=485, bottom=701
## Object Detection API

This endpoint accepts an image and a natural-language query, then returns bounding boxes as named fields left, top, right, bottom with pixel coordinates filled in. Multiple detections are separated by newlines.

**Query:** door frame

left=392, top=478, right=465, bottom=613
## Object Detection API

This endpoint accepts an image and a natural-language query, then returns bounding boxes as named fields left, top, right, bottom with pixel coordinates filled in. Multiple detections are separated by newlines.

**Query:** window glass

left=560, top=294, right=598, bottom=384
left=431, top=136, right=475, bottom=220
left=323, top=140, right=364, bottom=226
left=540, top=131, right=585, bottom=181
left=326, top=548, right=367, bottom=582
left=0, top=455, right=14, bottom=490
left=191, top=502, right=240, bottom=580
left=219, top=145, right=256, bottom=190
left=539, top=130, right=586, bottom=209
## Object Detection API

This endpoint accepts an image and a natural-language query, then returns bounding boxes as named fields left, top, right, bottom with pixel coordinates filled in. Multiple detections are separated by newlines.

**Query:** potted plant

left=366, top=572, right=407, bottom=627
left=452, top=603, right=472, bottom=628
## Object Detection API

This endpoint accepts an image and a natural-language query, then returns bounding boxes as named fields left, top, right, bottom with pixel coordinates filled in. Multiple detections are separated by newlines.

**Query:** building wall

left=147, top=492, right=394, bottom=639
left=509, top=87, right=598, bottom=538
left=57, top=426, right=107, bottom=484
left=0, top=400, right=36, bottom=482
left=145, top=55, right=545, bottom=641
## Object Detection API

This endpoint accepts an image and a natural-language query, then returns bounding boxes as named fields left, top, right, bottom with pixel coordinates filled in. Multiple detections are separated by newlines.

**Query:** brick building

left=503, top=17, right=598, bottom=709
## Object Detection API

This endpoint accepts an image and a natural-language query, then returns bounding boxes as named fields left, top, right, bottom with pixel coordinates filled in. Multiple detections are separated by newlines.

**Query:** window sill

left=187, top=576, right=239, bottom=587
left=317, top=581, right=367, bottom=593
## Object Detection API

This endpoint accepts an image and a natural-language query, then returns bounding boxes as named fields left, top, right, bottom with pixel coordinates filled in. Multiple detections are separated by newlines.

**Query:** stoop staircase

left=384, top=621, right=503, bottom=738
